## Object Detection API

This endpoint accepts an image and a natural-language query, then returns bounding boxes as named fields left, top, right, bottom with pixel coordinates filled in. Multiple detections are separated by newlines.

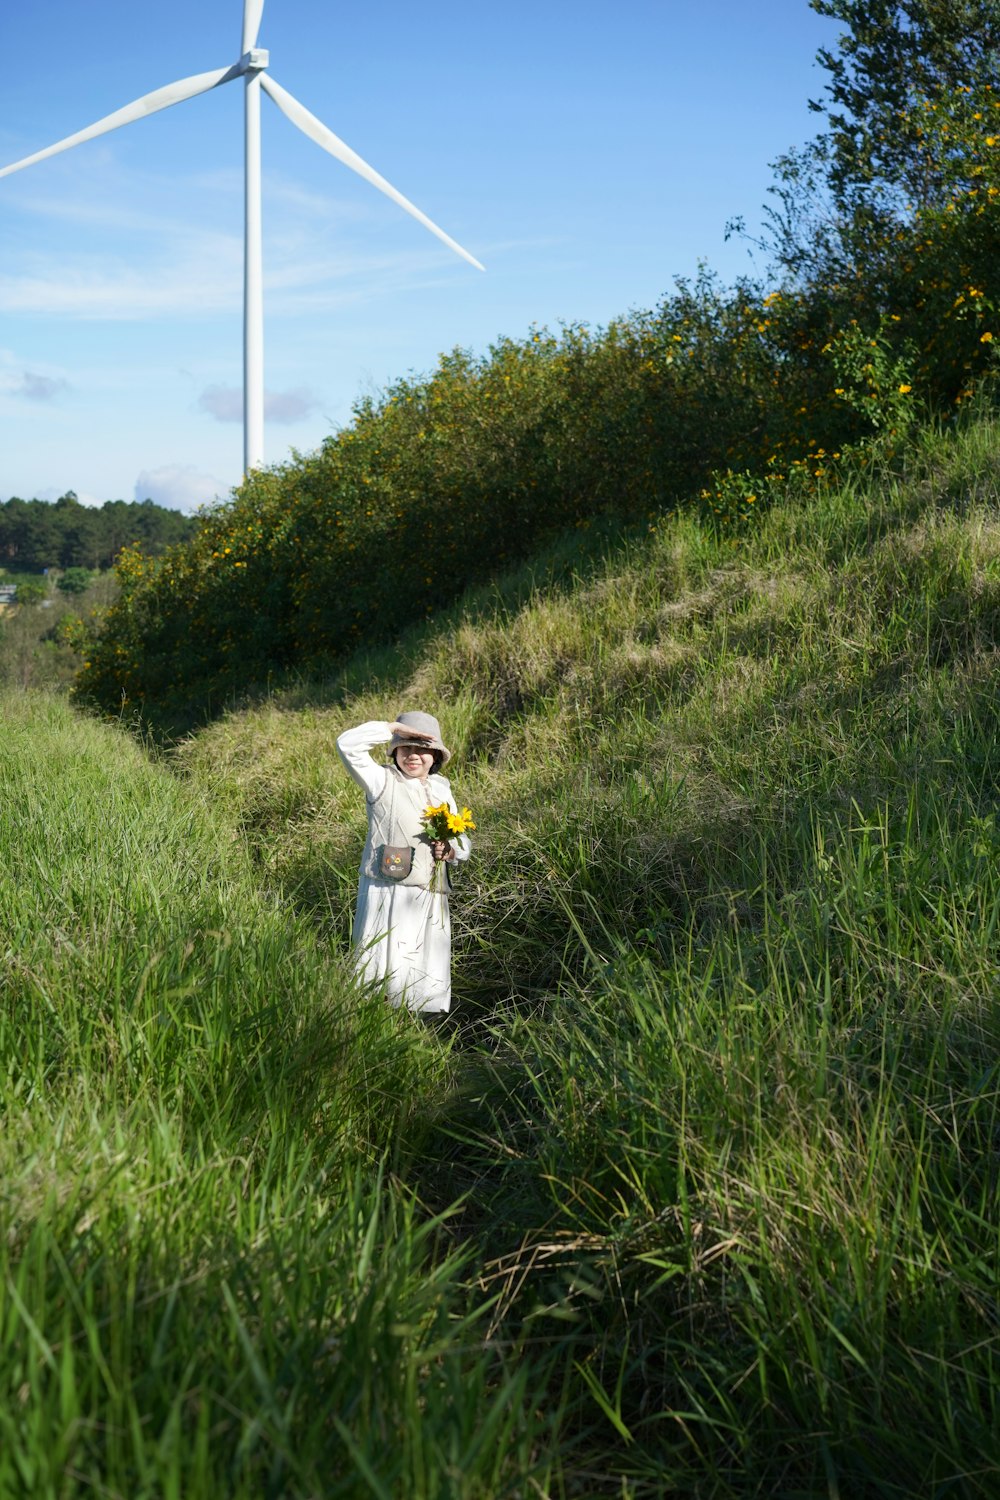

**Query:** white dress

left=336, top=721, right=471, bottom=1014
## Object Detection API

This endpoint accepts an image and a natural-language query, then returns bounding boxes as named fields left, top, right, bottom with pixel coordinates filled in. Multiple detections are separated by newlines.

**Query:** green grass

left=0, top=695, right=557, bottom=1497
left=4, top=410, right=1000, bottom=1494
left=179, top=411, right=1000, bottom=1493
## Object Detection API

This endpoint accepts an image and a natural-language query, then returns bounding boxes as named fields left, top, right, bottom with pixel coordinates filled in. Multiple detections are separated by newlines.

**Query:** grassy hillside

left=174, top=411, right=1000, bottom=1494
left=5, top=413, right=1000, bottom=1493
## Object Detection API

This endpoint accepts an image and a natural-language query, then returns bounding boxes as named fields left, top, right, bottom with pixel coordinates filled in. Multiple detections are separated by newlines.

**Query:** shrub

left=57, top=566, right=95, bottom=595
left=15, top=578, right=48, bottom=606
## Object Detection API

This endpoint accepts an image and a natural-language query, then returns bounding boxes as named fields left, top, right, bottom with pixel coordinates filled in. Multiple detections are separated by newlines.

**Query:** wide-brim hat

left=389, top=710, right=451, bottom=766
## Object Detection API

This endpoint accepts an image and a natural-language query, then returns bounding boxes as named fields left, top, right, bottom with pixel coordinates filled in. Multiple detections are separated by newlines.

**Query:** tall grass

left=0, top=694, right=557, bottom=1498
left=178, top=411, right=1000, bottom=1493
left=451, top=780, right=1000, bottom=1492
left=5, top=411, right=1000, bottom=1493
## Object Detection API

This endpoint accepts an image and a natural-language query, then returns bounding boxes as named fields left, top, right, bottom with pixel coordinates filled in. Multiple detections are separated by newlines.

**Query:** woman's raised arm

left=335, top=721, right=394, bottom=799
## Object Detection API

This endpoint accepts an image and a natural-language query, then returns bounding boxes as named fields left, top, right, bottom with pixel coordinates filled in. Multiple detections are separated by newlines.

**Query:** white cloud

left=0, top=239, right=453, bottom=321
left=0, top=158, right=478, bottom=323
left=135, top=465, right=228, bottom=513
left=197, top=385, right=243, bottom=423
left=0, top=245, right=243, bottom=320
left=0, top=355, right=71, bottom=402
left=265, top=388, right=319, bottom=423
left=17, top=371, right=70, bottom=402
left=198, top=383, right=319, bottom=424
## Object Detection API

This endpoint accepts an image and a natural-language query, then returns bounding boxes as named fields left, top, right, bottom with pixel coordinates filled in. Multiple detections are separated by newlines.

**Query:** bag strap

left=386, top=766, right=397, bottom=844
left=377, top=763, right=401, bottom=849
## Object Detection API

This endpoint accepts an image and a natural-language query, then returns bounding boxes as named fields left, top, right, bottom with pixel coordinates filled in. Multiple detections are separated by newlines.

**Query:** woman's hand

left=387, top=720, right=434, bottom=741
left=431, top=840, right=454, bottom=862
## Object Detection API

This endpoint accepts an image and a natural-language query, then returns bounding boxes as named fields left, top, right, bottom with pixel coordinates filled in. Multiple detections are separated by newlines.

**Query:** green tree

left=56, top=567, right=95, bottom=596
left=15, top=579, right=48, bottom=606
left=0, top=495, right=196, bottom=572
left=766, top=0, right=1000, bottom=276
left=812, top=0, right=1000, bottom=208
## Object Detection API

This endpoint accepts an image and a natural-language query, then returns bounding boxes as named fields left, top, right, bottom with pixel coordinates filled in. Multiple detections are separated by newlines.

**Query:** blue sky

left=0, top=1, right=839, bottom=511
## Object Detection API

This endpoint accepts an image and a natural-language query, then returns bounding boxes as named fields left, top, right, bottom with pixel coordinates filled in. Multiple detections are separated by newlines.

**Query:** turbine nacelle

left=237, top=49, right=270, bottom=75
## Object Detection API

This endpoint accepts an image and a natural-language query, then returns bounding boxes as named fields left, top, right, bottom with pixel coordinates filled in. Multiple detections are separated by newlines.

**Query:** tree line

left=0, top=492, right=195, bottom=572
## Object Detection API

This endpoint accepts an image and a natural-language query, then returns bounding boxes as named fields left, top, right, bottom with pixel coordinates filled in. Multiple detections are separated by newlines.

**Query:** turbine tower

left=0, top=0, right=483, bottom=476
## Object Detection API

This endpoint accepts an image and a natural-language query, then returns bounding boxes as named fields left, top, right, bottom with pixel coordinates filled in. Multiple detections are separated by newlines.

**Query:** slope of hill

left=175, top=410, right=1000, bottom=1493
left=4, top=412, right=1000, bottom=1491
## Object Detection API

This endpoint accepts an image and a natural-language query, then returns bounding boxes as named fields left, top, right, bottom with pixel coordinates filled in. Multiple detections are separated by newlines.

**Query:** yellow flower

left=898, top=383, right=912, bottom=393
left=423, top=800, right=475, bottom=841
left=981, top=332, right=994, bottom=342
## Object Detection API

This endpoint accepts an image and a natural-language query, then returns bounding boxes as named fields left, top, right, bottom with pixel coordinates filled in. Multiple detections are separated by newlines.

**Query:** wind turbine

left=0, top=0, right=483, bottom=476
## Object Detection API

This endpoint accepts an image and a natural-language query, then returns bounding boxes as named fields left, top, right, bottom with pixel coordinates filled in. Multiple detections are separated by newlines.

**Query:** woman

left=336, top=712, right=471, bottom=1014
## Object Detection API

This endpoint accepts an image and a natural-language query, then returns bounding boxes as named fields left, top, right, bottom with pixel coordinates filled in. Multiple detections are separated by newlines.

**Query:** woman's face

left=395, top=745, right=436, bottom=779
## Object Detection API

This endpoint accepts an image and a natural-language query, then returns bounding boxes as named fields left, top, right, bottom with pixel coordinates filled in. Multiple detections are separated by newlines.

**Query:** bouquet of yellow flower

left=422, top=802, right=475, bottom=891
left=422, top=801, right=476, bottom=841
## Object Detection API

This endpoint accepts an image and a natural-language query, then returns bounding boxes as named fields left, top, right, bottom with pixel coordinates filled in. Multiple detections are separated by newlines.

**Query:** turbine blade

left=261, top=75, right=484, bottom=271
left=0, top=66, right=240, bottom=180
left=242, top=0, right=266, bottom=52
